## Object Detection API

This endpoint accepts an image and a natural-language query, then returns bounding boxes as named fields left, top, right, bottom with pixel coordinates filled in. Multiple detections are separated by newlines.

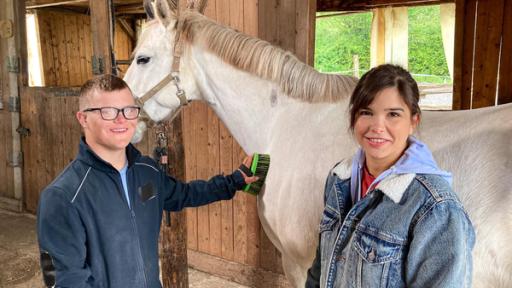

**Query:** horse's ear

left=144, top=0, right=155, bottom=19
left=186, top=0, right=207, bottom=14
left=147, top=0, right=178, bottom=26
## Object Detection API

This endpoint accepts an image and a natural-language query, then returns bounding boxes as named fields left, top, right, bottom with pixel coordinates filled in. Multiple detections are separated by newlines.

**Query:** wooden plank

left=219, top=122, right=234, bottom=261
left=188, top=250, right=292, bottom=288
left=217, top=0, right=229, bottom=24
left=207, top=106, right=222, bottom=257
left=0, top=109, right=8, bottom=199
left=259, top=225, right=278, bottom=272
left=232, top=142, right=247, bottom=264
left=89, top=0, right=113, bottom=75
left=229, top=0, right=243, bottom=30
left=83, top=16, right=93, bottom=79
left=76, top=14, right=88, bottom=84
left=55, top=12, right=70, bottom=86
left=184, top=104, right=198, bottom=251
left=36, top=11, right=56, bottom=86
left=452, top=0, right=466, bottom=110
left=295, top=0, right=316, bottom=65
left=258, top=0, right=278, bottom=45
left=243, top=0, right=258, bottom=37
left=196, top=103, right=210, bottom=254
left=64, top=14, right=81, bottom=85
left=277, top=0, right=297, bottom=53
left=161, top=111, right=189, bottom=287
left=498, top=0, right=512, bottom=104
left=459, top=0, right=477, bottom=109
left=21, top=88, right=36, bottom=212
left=471, top=0, right=504, bottom=108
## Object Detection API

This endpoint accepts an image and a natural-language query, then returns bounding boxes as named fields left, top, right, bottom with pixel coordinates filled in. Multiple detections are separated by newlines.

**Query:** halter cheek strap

left=135, top=14, right=189, bottom=127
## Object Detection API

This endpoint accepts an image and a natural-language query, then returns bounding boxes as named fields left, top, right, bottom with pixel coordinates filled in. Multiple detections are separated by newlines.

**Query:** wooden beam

left=317, top=0, right=454, bottom=12
left=117, top=18, right=135, bottom=41
left=498, top=0, right=512, bottom=104
left=26, top=0, right=88, bottom=9
left=188, top=250, right=292, bottom=288
left=160, top=114, right=189, bottom=287
left=89, top=0, right=113, bottom=75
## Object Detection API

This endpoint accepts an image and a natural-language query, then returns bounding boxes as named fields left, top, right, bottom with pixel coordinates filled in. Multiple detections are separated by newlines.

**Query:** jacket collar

left=76, top=137, right=142, bottom=172
left=332, top=158, right=415, bottom=204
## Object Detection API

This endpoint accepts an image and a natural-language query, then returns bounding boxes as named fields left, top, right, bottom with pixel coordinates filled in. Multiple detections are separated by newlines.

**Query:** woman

left=306, top=64, right=475, bottom=288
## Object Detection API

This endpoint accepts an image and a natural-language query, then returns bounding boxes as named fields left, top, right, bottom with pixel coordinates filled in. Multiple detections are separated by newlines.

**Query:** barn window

left=315, top=4, right=455, bottom=110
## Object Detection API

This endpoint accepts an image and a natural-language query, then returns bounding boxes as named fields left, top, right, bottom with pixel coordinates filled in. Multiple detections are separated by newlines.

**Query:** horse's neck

left=188, top=46, right=281, bottom=153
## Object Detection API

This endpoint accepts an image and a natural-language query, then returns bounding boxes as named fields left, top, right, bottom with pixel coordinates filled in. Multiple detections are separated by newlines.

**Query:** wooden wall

left=453, top=0, right=512, bottom=108
left=0, top=0, right=25, bottom=211
left=36, top=10, right=134, bottom=86
left=0, top=37, right=15, bottom=202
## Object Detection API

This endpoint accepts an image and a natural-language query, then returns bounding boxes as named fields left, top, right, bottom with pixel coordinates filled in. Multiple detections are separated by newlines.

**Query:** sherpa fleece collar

left=332, top=158, right=415, bottom=204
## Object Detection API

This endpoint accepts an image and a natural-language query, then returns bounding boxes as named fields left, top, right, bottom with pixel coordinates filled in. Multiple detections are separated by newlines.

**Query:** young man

left=37, top=74, right=258, bottom=288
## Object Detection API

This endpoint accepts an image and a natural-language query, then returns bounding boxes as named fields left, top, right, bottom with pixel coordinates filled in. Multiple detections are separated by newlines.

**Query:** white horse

left=124, top=2, right=512, bottom=287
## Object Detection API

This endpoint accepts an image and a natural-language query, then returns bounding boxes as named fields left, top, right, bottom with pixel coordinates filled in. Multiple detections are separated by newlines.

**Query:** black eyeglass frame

left=82, top=106, right=141, bottom=120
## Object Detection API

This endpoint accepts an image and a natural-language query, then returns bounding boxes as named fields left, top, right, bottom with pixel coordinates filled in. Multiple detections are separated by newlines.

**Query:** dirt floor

left=0, top=209, right=248, bottom=288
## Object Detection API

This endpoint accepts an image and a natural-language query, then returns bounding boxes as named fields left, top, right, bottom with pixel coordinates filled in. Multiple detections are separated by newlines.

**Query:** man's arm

left=37, top=188, right=94, bottom=288
left=162, top=156, right=258, bottom=211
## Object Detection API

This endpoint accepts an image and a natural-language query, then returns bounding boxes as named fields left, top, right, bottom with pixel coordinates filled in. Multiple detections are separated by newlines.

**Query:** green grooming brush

left=241, top=153, right=270, bottom=196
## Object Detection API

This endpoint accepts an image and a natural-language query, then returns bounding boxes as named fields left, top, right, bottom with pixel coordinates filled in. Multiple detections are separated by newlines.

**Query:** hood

left=333, top=136, right=452, bottom=203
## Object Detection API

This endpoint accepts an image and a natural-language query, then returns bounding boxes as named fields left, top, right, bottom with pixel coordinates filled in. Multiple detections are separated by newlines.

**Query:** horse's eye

left=136, top=56, right=150, bottom=65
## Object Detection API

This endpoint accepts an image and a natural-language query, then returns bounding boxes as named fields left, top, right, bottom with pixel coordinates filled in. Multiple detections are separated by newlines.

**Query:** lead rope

left=153, top=123, right=171, bottom=227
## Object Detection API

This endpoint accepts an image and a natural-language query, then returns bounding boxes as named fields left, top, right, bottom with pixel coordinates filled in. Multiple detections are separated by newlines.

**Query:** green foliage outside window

left=314, top=6, right=451, bottom=84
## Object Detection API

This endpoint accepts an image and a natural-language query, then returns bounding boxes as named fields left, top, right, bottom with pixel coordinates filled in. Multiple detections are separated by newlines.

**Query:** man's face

left=76, top=88, right=137, bottom=155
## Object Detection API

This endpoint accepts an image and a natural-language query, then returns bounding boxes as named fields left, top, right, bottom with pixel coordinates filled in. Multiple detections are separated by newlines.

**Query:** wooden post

left=352, top=54, right=360, bottom=78
left=160, top=112, right=188, bottom=288
left=0, top=0, right=26, bottom=211
left=89, top=0, right=113, bottom=75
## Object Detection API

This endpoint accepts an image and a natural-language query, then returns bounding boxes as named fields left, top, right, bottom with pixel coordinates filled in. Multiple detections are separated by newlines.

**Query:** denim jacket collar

left=331, top=158, right=415, bottom=204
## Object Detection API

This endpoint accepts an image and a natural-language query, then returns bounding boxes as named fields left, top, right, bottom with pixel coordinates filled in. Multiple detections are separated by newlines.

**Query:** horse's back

left=422, top=103, right=512, bottom=287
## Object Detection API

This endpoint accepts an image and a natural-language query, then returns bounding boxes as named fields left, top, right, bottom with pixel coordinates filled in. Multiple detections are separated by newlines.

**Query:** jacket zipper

left=114, top=172, right=149, bottom=287
left=130, top=209, right=149, bottom=288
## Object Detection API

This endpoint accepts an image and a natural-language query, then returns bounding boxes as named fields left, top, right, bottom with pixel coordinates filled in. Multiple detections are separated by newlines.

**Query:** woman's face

left=354, top=87, right=419, bottom=175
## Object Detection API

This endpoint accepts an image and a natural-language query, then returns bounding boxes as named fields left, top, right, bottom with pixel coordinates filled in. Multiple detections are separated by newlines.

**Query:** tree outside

left=315, top=6, right=451, bottom=84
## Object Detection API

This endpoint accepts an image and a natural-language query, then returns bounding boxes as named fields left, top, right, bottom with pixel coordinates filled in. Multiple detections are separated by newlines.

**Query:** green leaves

left=315, top=6, right=451, bottom=84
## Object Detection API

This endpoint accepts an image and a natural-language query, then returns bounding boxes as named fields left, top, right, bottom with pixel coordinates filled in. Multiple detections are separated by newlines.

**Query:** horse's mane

left=178, top=11, right=357, bottom=103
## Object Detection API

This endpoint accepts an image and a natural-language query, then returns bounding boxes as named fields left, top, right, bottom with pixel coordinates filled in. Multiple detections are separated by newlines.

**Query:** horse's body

left=124, top=6, right=512, bottom=287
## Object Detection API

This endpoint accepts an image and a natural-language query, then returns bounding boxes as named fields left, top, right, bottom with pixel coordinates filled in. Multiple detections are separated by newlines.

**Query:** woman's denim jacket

left=306, top=159, right=475, bottom=288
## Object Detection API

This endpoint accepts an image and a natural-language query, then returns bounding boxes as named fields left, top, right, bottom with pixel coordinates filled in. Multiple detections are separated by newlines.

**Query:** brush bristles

left=243, top=154, right=270, bottom=195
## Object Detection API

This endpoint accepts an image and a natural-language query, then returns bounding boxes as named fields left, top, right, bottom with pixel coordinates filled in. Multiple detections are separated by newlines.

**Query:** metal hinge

left=0, top=20, right=13, bottom=39
left=8, top=152, right=23, bottom=168
left=6, top=56, right=19, bottom=73
left=8, top=96, right=20, bottom=112
left=16, top=126, right=30, bottom=137
left=92, top=55, right=104, bottom=75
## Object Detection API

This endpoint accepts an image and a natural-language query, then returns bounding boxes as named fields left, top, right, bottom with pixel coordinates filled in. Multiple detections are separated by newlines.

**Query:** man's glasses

left=82, top=106, right=141, bottom=120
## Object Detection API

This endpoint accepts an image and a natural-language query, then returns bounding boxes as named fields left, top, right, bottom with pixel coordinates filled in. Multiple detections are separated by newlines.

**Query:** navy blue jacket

left=37, top=139, right=245, bottom=288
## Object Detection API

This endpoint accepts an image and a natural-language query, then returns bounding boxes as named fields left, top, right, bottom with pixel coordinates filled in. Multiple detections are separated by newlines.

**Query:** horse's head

left=124, top=0, right=206, bottom=142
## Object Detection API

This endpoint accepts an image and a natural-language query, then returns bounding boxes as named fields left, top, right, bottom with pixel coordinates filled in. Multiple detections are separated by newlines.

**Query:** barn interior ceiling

left=24, top=0, right=455, bottom=14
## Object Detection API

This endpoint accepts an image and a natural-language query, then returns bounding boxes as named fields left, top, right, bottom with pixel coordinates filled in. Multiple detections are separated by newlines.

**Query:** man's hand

left=238, top=155, right=259, bottom=184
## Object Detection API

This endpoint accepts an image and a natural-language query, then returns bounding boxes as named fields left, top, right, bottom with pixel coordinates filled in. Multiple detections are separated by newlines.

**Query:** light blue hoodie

left=350, top=136, right=452, bottom=203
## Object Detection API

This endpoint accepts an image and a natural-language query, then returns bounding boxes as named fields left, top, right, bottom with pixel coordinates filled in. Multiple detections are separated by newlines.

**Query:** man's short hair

left=79, top=74, right=132, bottom=110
